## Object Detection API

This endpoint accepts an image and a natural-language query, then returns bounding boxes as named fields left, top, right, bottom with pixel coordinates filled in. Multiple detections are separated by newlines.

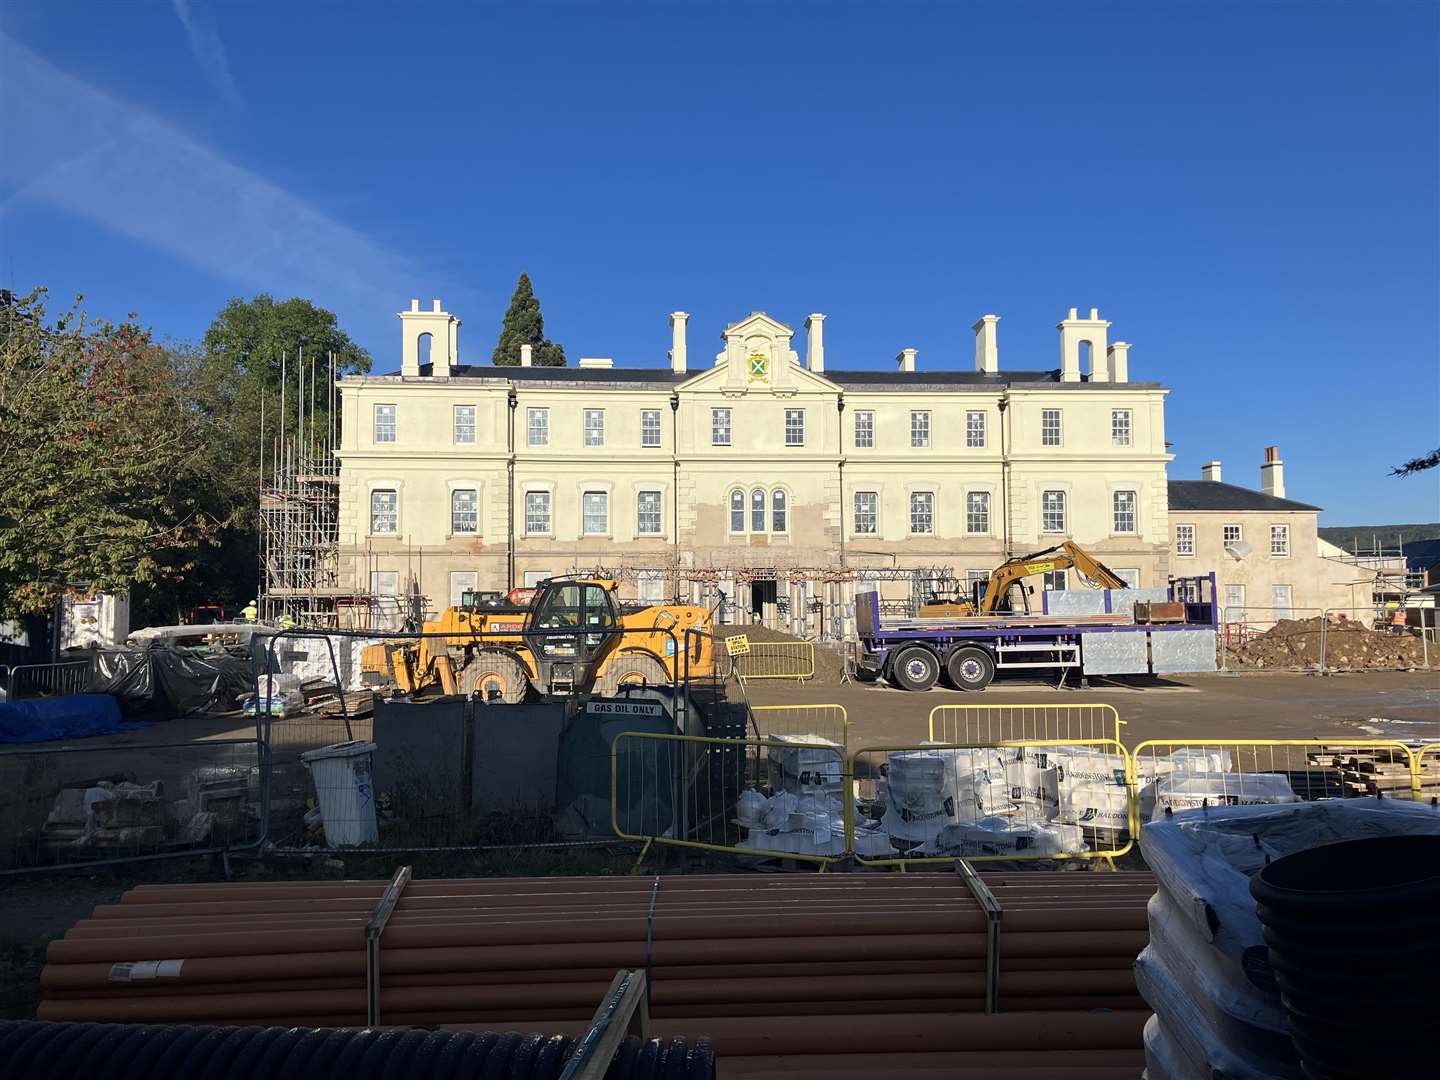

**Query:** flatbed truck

left=856, top=573, right=1219, bottom=691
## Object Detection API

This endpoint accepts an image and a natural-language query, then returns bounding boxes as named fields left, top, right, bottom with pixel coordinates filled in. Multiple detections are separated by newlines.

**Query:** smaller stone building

left=1168, top=447, right=1373, bottom=626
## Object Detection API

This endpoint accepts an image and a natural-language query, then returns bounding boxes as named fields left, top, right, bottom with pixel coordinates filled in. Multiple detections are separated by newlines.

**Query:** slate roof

left=416, top=363, right=687, bottom=390
left=388, top=363, right=1163, bottom=391
left=1168, top=480, right=1321, bottom=513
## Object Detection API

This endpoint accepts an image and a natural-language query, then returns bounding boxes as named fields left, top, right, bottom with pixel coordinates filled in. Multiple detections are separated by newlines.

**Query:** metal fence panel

left=928, top=703, right=1123, bottom=744
left=611, top=731, right=848, bottom=865
left=1129, top=740, right=1422, bottom=823
left=8, top=660, right=94, bottom=700
left=750, top=704, right=850, bottom=748
left=729, top=640, right=815, bottom=683
left=849, top=739, right=1134, bottom=867
left=1417, top=743, right=1440, bottom=802
left=1217, top=606, right=1326, bottom=672
left=1319, top=607, right=1433, bottom=674
left=0, top=738, right=267, bottom=873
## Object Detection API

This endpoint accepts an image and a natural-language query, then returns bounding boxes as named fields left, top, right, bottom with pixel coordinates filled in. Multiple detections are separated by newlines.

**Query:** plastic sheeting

left=1139, top=800, right=1440, bottom=991
left=87, top=645, right=253, bottom=718
left=89, top=649, right=154, bottom=715
left=0, top=693, right=146, bottom=743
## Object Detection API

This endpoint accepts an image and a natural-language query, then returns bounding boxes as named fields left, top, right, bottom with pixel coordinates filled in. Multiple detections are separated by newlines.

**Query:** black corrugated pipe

left=0, top=1021, right=716, bottom=1080
left=1250, top=834, right=1440, bottom=1080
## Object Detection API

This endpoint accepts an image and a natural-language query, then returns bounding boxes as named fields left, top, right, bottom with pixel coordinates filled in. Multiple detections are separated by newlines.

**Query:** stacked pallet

left=1308, top=745, right=1423, bottom=797
left=39, top=873, right=1153, bottom=1074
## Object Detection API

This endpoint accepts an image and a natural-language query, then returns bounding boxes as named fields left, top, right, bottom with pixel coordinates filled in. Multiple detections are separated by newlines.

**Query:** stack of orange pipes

left=38, top=872, right=1154, bottom=1072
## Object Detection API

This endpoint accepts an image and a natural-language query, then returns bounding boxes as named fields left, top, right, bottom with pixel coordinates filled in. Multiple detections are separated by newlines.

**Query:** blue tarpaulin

left=0, top=694, right=148, bottom=743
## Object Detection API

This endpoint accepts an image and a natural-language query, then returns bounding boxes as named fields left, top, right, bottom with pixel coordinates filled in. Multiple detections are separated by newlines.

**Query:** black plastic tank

left=1249, top=833, right=1440, bottom=1080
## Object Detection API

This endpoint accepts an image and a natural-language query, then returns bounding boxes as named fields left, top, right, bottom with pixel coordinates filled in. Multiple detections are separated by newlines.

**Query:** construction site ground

left=745, top=668, right=1440, bottom=745
left=3, top=667, right=1436, bottom=1023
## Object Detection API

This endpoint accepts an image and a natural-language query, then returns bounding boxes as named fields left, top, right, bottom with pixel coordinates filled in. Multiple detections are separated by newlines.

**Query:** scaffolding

left=563, top=560, right=958, bottom=640
left=258, top=349, right=347, bottom=627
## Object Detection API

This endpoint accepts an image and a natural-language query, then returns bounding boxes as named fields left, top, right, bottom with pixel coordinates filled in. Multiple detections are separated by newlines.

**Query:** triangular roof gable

left=675, top=360, right=840, bottom=393
left=676, top=310, right=839, bottom=394
left=723, top=311, right=793, bottom=337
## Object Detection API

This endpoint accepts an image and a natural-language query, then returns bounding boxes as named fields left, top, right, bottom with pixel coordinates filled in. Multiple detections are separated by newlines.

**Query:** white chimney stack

left=1261, top=446, right=1285, bottom=499
left=972, top=315, right=1000, bottom=374
left=669, top=312, right=689, bottom=375
left=805, top=314, right=826, bottom=373
left=896, top=348, right=917, bottom=373
left=520, top=344, right=533, bottom=367
left=1058, top=307, right=1111, bottom=383
left=400, top=297, right=459, bottom=377
left=1202, top=461, right=1223, bottom=483
left=1107, top=341, right=1130, bottom=383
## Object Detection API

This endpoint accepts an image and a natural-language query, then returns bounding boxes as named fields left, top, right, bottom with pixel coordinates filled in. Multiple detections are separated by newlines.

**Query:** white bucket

left=300, top=740, right=379, bottom=846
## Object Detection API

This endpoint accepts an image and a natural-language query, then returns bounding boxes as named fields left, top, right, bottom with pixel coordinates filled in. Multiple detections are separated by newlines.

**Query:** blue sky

left=2, top=0, right=1436, bottom=524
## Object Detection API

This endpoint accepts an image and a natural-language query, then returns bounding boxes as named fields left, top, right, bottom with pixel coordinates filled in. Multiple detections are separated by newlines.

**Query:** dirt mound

left=717, top=625, right=847, bottom=685
left=1227, top=616, right=1428, bottom=671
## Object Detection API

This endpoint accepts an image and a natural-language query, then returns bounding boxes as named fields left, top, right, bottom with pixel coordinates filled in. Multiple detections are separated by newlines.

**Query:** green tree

left=491, top=272, right=566, bottom=366
left=202, top=293, right=371, bottom=387
left=0, top=289, right=222, bottom=622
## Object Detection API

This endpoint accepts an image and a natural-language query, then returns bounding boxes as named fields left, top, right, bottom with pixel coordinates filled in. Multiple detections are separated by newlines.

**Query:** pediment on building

left=674, top=311, right=838, bottom=397
left=723, top=311, right=794, bottom=339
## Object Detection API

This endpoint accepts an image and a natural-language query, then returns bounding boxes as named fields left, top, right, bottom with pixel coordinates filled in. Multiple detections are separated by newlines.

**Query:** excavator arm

left=978, top=541, right=1129, bottom=615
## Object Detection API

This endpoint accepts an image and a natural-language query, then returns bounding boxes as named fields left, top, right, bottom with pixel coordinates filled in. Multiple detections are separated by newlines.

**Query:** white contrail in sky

left=0, top=34, right=405, bottom=319
left=172, top=0, right=242, bottom=107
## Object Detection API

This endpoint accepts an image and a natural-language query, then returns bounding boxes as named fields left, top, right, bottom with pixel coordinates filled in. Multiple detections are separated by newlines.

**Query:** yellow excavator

left=920, top=541, right=1129, bottom=618
left=360, top=578, right=714, bottom=703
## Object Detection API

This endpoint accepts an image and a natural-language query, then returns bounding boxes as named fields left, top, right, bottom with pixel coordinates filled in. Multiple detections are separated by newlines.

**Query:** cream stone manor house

left=335, top=300, right=1181, bottom=631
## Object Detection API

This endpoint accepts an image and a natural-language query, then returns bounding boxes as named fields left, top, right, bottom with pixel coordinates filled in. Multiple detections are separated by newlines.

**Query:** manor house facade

left=336, top=301, right=1172, bottom=630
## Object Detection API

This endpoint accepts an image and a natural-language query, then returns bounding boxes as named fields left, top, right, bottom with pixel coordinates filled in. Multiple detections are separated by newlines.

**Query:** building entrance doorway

left=749, top=580, right=778, bottom=621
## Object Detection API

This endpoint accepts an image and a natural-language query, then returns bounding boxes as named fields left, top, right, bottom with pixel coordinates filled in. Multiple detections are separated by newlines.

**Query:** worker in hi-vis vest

left=1390, top=605, right=1408, bottom=635
left=241, top=600, right=258, bottom=622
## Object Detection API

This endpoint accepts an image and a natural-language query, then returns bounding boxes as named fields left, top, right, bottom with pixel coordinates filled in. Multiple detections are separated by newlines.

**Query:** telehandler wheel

left=460, top=650, right=529, bottom=704
left=596, top=651, right=669, bottom=697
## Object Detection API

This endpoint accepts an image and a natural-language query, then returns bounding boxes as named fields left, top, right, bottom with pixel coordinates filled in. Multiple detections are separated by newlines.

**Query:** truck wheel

left=597, top=652, right=669, bottom=697
left=461, top=651, right=529, bottom=704
left=946, top=647, right=995, bottom=692
left=890, top=647, right=940, bottom=692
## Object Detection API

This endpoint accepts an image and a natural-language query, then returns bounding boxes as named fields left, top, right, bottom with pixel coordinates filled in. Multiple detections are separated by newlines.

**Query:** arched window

left=771, top=489, right=788, bottom=533
left=417, top=332, right=433, bottom=367
left=1077, top=339, right=1091, bottom=377
left=729, top=489, right=745, bottom=533
left=751, top=488, right=766, bottom=532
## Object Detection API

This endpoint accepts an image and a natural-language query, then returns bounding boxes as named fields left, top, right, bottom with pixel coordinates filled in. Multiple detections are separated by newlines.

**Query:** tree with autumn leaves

left=0, top=288, right=372, bottom=627
left=0, top=288, right=222, bottom=623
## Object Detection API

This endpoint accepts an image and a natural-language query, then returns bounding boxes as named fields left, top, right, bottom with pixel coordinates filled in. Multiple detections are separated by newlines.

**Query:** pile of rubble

left=41, top=766, right=257, bottom=852
left=1227, top=616, right=1428, bottom=670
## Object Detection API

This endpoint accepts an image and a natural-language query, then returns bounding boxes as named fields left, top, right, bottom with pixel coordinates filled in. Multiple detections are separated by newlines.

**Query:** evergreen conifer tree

left=491, top=273, right=566, bottom=366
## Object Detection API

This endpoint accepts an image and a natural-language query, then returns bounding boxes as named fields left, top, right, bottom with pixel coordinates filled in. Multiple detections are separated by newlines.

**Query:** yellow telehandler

left=360, top=577, right=714, bottom=703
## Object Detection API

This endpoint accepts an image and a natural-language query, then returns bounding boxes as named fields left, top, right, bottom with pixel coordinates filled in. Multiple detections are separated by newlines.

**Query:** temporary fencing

left=849, top=739, right=1134, bottom=868
left=1418, top=743, right=1440, bottom=801
left=750, top=704, right=850, bottom=747
left=928, top=703, right=1123, bottom=744
left=727, top=639, right=815, bottom=684
left=0, top=738, right=269, bottom=873
left=1129, top=739, right=1426, bottom=820
left=1217, top=605, right=1324, bottom=672
left=7, top=659, right=94, bottom=700
left=257, top=624, right=695, bottom=854
left=35, top=872, right=1150, bottom=1068
left=611, top=732, right=849, bottom=865
left=1318, top=606, right=1433, bottom=673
